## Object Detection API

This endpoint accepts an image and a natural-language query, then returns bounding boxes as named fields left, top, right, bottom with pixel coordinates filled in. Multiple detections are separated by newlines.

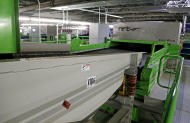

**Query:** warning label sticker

left=87, top=76, right=96, bottom=88
left=81, top=64, right=90, bottom=72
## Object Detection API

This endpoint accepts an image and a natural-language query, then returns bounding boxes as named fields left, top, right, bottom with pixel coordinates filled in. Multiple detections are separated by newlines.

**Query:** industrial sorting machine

left=0, top=0, right=184, bottom=123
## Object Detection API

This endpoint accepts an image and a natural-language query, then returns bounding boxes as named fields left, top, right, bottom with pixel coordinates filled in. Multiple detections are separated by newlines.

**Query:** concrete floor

left=174, top=60, right=190, bottom=123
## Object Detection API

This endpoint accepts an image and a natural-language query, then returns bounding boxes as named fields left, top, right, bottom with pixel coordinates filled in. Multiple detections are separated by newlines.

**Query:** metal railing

left=157, top=55, right=184, bottom=123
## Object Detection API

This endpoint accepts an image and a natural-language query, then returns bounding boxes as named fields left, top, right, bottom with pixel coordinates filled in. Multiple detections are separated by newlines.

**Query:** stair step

left=134, top=96, right=164, bottom=114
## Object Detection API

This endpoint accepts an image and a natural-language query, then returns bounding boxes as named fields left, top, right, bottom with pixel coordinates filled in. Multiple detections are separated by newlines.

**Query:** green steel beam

left=0, top=0, right=20, bottom=54
left=79, top=36, right=89, bottom=38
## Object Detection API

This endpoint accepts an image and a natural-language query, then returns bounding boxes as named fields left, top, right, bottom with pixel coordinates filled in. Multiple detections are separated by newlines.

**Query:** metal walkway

left=174, top=60, right=190, bottom=123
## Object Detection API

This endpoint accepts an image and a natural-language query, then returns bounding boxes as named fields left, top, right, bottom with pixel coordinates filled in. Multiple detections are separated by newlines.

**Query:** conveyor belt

left=3, top=48, right=139, bottom=59
left=0, top=50, right=143, bottom=123
left=74, top=48, right=137, bottom=55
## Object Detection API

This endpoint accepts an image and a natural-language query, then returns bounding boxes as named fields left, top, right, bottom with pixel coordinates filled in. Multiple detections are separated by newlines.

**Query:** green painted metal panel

left=132, top=107, right=139, bottom=122
left=112, top=39, right=175, bottom=98
left=0, top=0, right=20, bottom=53
left=168, top=44, right=180, bottom=55
left=110, top=39, right=182, bottom=122
left=70, top=38, right=117, bottom=52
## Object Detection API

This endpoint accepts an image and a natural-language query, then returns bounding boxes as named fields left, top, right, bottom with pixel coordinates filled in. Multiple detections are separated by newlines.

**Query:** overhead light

left=21, top=23, right=55, bottom=26
left=32, top=28, right=36, bottom=32
left=51, top=6, right=73, bottom=11
left=0, top=23, right=5, bottom=27
left=69, top=21, right=90, bottom=25
left=19, top=16, right=91, bottom=25
left=51, top=7, right=123, bottom=19
left=109, top=25, right=114, bottom=28
left=70, top=26, right=88, bottom=30
left=166, top=0, right=190, bottom=8
left=62, top=6, right=69, bottom=10
left=19, top=16, right=30, bottom=21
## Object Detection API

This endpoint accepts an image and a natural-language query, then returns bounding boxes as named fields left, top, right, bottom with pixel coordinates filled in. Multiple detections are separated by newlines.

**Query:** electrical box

left=89, top=23, right=109, bottom=44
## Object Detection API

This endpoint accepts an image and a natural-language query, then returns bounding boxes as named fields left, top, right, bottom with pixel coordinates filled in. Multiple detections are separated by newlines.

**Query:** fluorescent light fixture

left=19, top=16, right=91, bottom=25
left=32, top=28, right=36, bottom=32
left=21, top=23, right=55, bottom=26
left=0, top=23, right=5, bottom=27
left=62, top=6, right=69, bottom=10
left=51, top=6, right=123, bottom=19
left=109, top=25, right=114, bottom=28
left=167, top=0, right=190, bottom=8
left=70, top=26, right=88, bottom=30
left=51, top=6, right=75, bottom=11
left=20, top=23, right=88, bottom=30
left=19, top=16, right=30, bottom=21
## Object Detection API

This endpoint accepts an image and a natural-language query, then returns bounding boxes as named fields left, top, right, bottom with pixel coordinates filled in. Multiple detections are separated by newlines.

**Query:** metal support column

left=105, top=8, right=108, bottom=24
left=121, top=54, right=138, bottom=123
left=56, top=24, right=59, bottom=44
left=37, top=0, right=41, bottom=43
left=183, top=15, right=187, bottom=34
left=99, top=7, right=101, bottom=23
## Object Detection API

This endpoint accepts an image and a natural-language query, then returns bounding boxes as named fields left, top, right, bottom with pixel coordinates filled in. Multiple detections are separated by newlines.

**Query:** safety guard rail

left=157, top=55, right=184, bottom=123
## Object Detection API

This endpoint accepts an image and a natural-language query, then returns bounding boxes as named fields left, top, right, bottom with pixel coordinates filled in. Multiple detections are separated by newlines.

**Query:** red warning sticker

left=81, top=64, right=90, bottom=72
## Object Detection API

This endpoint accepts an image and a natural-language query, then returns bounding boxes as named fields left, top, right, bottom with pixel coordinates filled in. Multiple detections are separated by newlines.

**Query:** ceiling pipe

left=61, top=9, right=65, bottom=34
left=78, top=8, right=123, bottom=19
left=105, top=8, right=108, bottom=24
left=66, top=9, right=69, bottom=24
left=183, top=15, right=187, bottom=34
left=99, top=7, right=101, bottom=23
left=20, top=0, right=170, bottom=13
left=19, top=16, right=91, bottom=25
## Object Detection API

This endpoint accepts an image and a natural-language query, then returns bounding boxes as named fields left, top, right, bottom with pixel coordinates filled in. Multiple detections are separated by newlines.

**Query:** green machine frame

left=110, top=39, right=183, bottom=123
left=70, top=38, right=183, bottom=123
left=111, top=39, right=170, bottom=98
left=70, top=38, right=180, bottom=98
left=0, top=0, right=183, bottom=122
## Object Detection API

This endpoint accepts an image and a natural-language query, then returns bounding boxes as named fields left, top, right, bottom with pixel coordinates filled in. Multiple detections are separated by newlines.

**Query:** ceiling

left=19, top=0, right=190, bottom=23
